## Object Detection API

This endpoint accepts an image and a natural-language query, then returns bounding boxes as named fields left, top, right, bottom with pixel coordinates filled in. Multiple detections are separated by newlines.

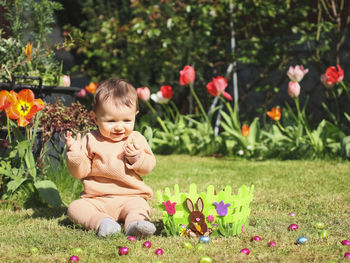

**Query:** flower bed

left=157, top=183, right=254, bottom=237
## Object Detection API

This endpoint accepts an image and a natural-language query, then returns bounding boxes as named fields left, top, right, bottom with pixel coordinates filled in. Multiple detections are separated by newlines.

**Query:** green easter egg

left=320, top=230, right=329, bottom=238
left=72, top=247, right=83, bottom=254
left=30, top=247, right=38, bottom=254
left=183, top=242, right=193, bottom=249
left=196, top=244, right=204, bottom=251
left=314, top=222, right=325, bottom=229
left=200, top=256, right=213, bottom=263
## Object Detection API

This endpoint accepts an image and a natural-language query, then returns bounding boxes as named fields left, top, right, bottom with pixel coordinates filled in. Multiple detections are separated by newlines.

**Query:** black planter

left=0, top=75, right=83, bottom=106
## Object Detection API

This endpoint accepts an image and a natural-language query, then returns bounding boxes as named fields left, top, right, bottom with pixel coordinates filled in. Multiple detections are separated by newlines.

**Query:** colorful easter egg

left=345, top=252, right=350, bottom=259
left=183, top=242, right=193, bottom=249
left=240, top=248, right=250, bottom=255
left=314, top=222, right=325, bottom=229
left=297, top=236, right=308, bottom=244
left=199, top=256, right=213, bottom=263
left=119, top=247, right=129, bottom=255
left=69, top=255, right=80, bottom=262
left=341, top=240, right=350, bottom=246
left=199, top=236, right=210, bottom=244
left=268, top=241, right=276, bottom=247
left=155, top=248, right=164, bottom=255
left=288, top=224, right=299, bottom=231
left=320, top=230, right=328, bottom=238
left=251, top=236, right=261, bottom=242
left=127, top=236, right=136, bottom=241
left=30, top=247, right=38, bottom=254
left=143, top=241, right=152, bottom=248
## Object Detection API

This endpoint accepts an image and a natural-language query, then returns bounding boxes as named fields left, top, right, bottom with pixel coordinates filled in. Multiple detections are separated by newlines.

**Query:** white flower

left=247, top=145, right=253, bottom=150
left=238, top=150, right=244, bottom=156
left=151, top=91, right=169, bottom=104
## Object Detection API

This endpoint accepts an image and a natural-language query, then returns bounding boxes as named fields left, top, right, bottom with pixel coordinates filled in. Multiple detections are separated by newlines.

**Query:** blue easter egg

left=199, top=236, right=210, bottom=244
left=297, top=236, right=308, bottom=244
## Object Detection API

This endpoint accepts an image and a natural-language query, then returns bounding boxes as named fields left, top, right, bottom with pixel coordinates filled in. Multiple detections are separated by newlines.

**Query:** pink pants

left=67, top=195, right=150, bottom=231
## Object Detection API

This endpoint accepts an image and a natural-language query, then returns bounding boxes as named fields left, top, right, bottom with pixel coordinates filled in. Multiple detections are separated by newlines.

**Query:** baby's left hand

left=124, top=141, right=142, bottom=164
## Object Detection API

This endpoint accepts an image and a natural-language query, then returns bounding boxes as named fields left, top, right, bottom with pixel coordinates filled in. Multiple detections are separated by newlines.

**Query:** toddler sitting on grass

left=65, top=78, right=156, bottom=238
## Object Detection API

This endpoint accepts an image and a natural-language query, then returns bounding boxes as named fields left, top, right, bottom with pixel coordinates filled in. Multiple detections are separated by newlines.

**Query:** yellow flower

left=179, top=228, right=187, bottom=236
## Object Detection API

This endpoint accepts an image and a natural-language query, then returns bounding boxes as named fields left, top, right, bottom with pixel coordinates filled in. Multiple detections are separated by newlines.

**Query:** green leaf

left=34, top=180, right=62, bottom=208
left=6, top=178, right=28, bottom=194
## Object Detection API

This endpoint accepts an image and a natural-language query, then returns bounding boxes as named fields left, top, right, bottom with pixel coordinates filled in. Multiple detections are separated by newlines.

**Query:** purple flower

left=213, top=201, right=231, bottom=216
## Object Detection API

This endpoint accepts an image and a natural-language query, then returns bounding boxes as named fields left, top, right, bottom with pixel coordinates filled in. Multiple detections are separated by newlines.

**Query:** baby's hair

left=92, top=78, right=139, bottom=112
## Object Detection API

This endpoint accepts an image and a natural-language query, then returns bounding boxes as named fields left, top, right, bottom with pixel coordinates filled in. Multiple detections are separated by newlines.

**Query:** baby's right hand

left=65, top=131, right=82, bottom=152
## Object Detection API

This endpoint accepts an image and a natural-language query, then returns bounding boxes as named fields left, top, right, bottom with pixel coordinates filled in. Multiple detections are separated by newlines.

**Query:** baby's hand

left=124, top=141, right=142, bottom=164
left=65, top=131, right=82, bottom=152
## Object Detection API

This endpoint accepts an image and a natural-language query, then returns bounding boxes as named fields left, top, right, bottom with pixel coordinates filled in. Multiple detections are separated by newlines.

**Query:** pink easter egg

left=119, top=247, right=129, bottom=255
left=240, top=248, right=250, bottom=255
left=69, top=255, right=80, bottom=262
left=342, top=240, right=350, bottom=246
left=268, top=241, right=276, bottom=247
left=143, top=241, right=152, bottom=248
left=127, top=236, right=136, bottom=241
left=289, top=212, right=296, bottom=216
left=251, top=236, right=261, bottom=242
left=288, top=224, right=299, bottom=231
left=345, top=252, right=350, bottom=259
left=155, top=248, right=164, bottom=255
left=241, top=225, right=245, bottom=233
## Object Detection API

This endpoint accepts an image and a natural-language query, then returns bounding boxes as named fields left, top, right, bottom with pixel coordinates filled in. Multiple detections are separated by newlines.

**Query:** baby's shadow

left=29, top=206, right=76, bottom=227
left=153, top=219, right=166, bottom=237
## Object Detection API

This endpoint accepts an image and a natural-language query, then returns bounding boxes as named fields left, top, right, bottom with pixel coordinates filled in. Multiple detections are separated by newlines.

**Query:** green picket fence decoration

left=157, top=183, right=254, bottom=236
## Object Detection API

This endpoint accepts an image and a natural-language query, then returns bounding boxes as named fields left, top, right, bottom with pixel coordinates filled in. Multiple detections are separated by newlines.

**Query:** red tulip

left=179, top=65, right=195, bottom=86
left=206, top=76, right=232, bottom=100
left=160, top=85, right=173, bottom=100
left=325, top=65, right=344, bottom=85
left=288, top=81, right=301, bottom=98
left=137, top=87, right=151, bottom=101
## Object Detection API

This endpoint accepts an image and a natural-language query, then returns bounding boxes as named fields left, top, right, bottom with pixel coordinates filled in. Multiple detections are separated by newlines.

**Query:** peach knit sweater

left=66, top=130, right=156, bottom=200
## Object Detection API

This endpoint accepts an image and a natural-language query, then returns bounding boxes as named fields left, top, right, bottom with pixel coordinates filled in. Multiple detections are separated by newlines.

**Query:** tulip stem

left=6, top=115, right=12, bottom=144
left=276, top=120, right=286, bottom=133
left=189, top=84, right=210, bottom=125
left=294, top=97, right=315, bottom=147
left=145, top=101, right=169, bottom=133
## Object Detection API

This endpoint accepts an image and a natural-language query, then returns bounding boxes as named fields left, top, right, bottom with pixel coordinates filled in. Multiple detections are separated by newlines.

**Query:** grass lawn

left=0, top=155, right=350, bottom=262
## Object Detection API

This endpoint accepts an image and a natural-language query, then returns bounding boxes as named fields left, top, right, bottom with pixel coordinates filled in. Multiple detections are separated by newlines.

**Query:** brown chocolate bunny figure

left=185, top=197, right=212, bottom=237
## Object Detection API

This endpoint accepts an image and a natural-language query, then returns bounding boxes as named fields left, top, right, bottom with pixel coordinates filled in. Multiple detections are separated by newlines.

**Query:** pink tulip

left=179, top=65, right=195, bottom=86
left=137, top=87, right=151, bottom=101
left=61, top=75, right=71, bottom=87
left=76, top=88, right=86, bottom=98
left=287, top=65, right=309, bottom=82
left=206, top=76, right=232, bottom=101
left=288, top=81, right=301, bottom=98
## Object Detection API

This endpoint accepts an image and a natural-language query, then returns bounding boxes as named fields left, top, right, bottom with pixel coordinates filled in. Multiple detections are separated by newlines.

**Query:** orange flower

left=5, top=89, right=45, bottom=127
left=85, top=82, right=98, bottom=94
left=0, top=90, right=12, bottom=111
left=24, top=42, right=33, bottom=62
left=267, top=107, right=281, bottom=121
left=241, top=124, right=250, bottom=137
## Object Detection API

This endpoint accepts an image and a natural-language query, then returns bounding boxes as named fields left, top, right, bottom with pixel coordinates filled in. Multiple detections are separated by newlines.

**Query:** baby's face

left=93, top=99, right=137, bottom=142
